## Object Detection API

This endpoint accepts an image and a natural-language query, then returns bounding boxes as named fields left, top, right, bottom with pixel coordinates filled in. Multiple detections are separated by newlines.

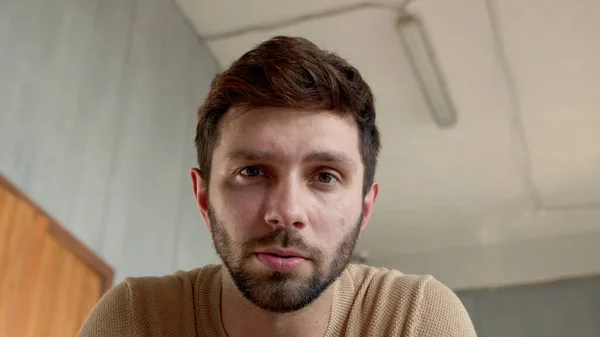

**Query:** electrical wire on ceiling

left=202, top=0, right=458, bottom=129
left=202, top=0, right=418, bottom=41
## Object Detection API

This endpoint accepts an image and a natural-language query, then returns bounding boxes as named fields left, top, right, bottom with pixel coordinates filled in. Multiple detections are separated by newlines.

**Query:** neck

left=221, top=271, right=333, bottom=337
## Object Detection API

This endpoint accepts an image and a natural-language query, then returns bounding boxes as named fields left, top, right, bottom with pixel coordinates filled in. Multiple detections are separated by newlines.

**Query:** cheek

left=215, top=185, right=265, bottom=228
left=307, top=194, right=352, bottom=246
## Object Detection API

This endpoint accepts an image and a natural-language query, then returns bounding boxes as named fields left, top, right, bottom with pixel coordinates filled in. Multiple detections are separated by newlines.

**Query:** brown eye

left=317, top=172, right=336, bottom=184
left=241, top=166, right=263, bottom=177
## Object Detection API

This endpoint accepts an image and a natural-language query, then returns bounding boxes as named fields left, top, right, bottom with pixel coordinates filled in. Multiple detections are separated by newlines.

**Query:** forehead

left=213, top=107, right=362, bottom=165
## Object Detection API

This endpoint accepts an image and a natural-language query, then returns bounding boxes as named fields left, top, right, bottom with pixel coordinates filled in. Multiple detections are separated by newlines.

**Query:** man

left=79, top=36, right=476, bottom=336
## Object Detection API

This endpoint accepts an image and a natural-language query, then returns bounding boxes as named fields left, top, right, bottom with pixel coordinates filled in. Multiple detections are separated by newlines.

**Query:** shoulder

left=78, top=265, right=222, bottom=336
left=347, top=264, right=434, bottom=304
left=78, top=281, right=132, bottom=336
left=122, top=266, right=212, bottom=307
left=410, top=277, right=476, bottom=336
left=346, top=264, right=476, bottom=336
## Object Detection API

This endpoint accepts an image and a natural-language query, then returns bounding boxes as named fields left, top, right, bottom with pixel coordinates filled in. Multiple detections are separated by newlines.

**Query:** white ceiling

left=175, top=0, right=600, bottom=289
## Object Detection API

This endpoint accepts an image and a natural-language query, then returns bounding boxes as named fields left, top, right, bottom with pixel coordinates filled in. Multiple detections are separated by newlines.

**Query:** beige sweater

left=78, top=264, right=476, bottom=336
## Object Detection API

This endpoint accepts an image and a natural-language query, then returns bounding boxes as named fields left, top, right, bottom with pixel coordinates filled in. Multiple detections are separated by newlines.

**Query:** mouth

left=256, top=249, right=308, bottom=272
left=258, top=249, right=307, bottom=259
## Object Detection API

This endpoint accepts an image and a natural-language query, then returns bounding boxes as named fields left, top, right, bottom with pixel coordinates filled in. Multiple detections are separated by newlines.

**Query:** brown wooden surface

left=12, top=212, right=49, bottom=336
left=0, top=174, right=113, bottom=293
left=0, top=174, right=113, bottom=336
left=0, top=192, right=37, bottom=336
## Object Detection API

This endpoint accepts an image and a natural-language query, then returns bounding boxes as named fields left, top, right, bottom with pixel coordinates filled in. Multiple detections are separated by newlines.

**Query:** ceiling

left=175, top=0, right=600, bottom=289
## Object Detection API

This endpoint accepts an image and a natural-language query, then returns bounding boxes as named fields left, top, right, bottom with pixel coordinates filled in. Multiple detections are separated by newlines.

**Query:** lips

left=256, top=249, right=307, bottom=272
left=259, top=249, right=306, bottom=259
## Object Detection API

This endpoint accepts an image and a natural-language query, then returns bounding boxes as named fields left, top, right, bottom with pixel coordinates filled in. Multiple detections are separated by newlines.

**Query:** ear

left=359, top=182, right=379, bottom=233
left=190, top=168, right=212, bottom=232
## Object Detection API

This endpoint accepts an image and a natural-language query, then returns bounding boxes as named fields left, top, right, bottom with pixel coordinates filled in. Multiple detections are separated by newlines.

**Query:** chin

left=227, top=256, right=334, bottom=313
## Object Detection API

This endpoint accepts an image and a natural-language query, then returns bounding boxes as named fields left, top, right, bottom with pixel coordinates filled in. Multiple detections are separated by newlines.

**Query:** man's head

left=191, top=36, right=380, bottom=313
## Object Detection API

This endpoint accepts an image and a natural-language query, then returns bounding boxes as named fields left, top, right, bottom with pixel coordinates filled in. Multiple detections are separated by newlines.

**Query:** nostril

left=292, top=221, right=305, bottom=229
left=265, top=218, right=284, bottom=229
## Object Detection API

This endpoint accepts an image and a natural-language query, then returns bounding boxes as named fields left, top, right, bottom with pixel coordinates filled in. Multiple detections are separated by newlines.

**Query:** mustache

left=241, top=229, right=316, bottom=256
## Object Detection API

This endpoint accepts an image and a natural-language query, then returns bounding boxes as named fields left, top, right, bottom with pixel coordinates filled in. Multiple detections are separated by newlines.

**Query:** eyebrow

left=225, top=149, right=358, bottom=171
left=304, top=150, right=358, bottom=172
left=225, top=149, right=276, bottom=162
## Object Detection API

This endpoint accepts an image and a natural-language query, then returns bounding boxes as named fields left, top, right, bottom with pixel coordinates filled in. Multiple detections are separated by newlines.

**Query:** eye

left=240, top=166, right=264, bottom=177
left=316, top=172, right=338, bottom=184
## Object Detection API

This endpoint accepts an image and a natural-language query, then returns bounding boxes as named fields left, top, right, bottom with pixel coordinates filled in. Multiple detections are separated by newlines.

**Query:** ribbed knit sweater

left=78, top=264, right=476, bottom=336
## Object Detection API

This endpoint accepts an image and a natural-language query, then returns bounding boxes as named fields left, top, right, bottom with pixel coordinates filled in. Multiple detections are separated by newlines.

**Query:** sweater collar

left=202, top=265, right=355, bottom=337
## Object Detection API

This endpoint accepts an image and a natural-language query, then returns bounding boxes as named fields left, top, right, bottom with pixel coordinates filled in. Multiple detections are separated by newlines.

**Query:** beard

left=209, top=205, right=362, bottom=313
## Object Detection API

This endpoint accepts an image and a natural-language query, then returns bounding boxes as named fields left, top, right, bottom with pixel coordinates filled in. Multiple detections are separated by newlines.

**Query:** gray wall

left=0, top=0, right=221, bottom=283
left=457, top=276, right=600, bottom=336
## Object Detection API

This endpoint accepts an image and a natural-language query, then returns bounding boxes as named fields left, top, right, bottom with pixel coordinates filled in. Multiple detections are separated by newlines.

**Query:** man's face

left=192, top=107, right=378, bottom=313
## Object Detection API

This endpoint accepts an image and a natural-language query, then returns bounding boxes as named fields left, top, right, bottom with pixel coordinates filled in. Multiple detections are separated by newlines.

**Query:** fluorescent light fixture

left=396, top=14, right=457, bottom=128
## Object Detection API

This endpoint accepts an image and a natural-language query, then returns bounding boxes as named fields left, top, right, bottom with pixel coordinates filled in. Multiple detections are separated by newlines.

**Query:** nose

left=264, top=177, right=308, bottom=230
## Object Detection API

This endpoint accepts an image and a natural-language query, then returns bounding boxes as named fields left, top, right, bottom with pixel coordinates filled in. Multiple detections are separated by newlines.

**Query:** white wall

left=0, top=0, right=221, bottom=283
left=184, top=0, right=600, bottom=290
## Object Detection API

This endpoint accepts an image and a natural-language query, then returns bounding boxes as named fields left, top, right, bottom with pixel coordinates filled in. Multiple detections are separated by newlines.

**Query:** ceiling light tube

left=396, top=13, right=458, bottom=128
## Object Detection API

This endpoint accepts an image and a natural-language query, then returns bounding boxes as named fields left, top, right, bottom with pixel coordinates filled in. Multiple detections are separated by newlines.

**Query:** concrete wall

left=457, top=275, right=600, bottom=337
left=0, top=0, right=221, bottom=283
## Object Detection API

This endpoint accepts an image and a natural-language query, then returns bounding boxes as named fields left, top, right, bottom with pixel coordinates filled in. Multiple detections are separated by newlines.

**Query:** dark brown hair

left=195, top=36, right=380, bottom=195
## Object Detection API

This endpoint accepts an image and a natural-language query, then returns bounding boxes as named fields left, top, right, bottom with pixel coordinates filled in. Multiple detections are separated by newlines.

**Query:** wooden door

left=0, top=174, right=114, bottom=336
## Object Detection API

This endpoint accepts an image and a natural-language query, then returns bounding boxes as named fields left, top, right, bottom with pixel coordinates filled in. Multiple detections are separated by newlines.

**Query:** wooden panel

left=49, top=246, right=76, bottom=337
left=24, top=234, right=62, bottom=337
left=0, top=175, right=114, bottom=293
left=0, top=197, right=38, bottom=336
left=13, top=214, right=49, bottom=337
left=48, top=221, right=114, bottom=294
left=0, top=187, right=17, bottom=273
left=65, top=257, right=88, bottom=336
left=30, top=238, right=104, bottom=337
left=0, top=175, right=111, bottom=336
